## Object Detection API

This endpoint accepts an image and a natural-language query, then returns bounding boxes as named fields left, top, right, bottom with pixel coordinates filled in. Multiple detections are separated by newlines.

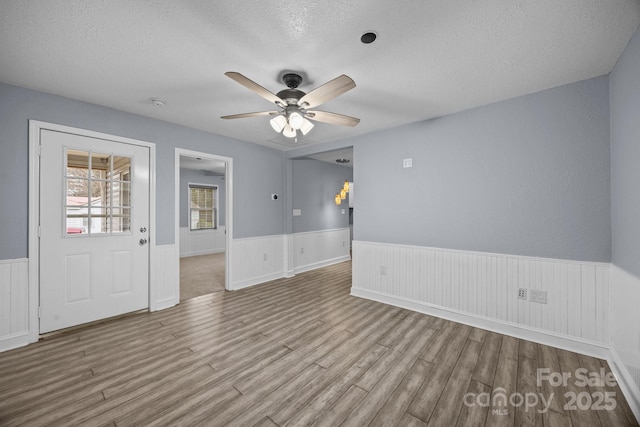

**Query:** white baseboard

left=294, top=254, right=351, bottom=274
left=608, top=347, right=640, bottom=422
left=0, top=332, right=30, bottom=353
left=232, top=272, right=286, bottom=291
left=351, top=286, right=610, bottom=359
left=153, top=297, right=178, bottom=311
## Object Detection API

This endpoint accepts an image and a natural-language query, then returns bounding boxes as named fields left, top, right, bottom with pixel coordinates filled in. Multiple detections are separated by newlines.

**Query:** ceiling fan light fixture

left=288, top=111, right=304, bottom=130
left=300, top=118, right=314, bottom=135
left=282, top=123, right=296, bottom=138
left=270, top=115, right=286, bottom=133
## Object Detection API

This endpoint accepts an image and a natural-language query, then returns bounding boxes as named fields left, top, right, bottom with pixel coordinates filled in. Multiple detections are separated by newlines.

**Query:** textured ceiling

left=1, top=1, right=639, bottom=152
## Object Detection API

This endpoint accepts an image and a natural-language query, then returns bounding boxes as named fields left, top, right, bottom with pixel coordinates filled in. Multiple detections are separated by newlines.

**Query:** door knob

left=139, top=238, right=148, bottom=245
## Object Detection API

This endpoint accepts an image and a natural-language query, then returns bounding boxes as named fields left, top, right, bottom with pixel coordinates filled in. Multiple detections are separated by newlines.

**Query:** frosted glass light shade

left=270, top=115, right=286, bottom=133
left=335, top=193, right=342, bottom=205
left=300, top=118, right=314, bottom=135
left=288, top=111, right=304, bottom=130
left=282, top=123, right=296, bottom=138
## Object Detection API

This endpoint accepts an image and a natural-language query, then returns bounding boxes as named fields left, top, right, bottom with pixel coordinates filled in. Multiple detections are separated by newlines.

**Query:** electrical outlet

left=300, top=247, right=304, bottom=255
left=380, top=265, right=387, bottom=276
left=530, top=289, right=547, bottom=304
left=517, top=288, right=527, bottom=300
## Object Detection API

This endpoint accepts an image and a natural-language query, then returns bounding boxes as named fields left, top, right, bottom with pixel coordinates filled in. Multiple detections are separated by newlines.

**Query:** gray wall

left=291, top=159, right=352, bottom=233
left=289, top=76, right=611, bottom=262
left=179, top=168, right=226, bottom=227
left=611, top=27, right=640, bottom=277
left=0, top=83, right=284, bottom=260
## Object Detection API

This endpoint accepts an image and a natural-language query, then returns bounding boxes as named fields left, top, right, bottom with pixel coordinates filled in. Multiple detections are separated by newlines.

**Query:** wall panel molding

left=179, top=226, right=226, bottom=257
left=292, top=228, right=351, bottom=274
left=609, top=264, right=640, bottom=421
left=153, top=244, right=178, bottom=311
left=0, top=258, right=29, bottom=352
left=231, top=235, right=285, bottom=290
left=352, top=240, right=610, bottom=349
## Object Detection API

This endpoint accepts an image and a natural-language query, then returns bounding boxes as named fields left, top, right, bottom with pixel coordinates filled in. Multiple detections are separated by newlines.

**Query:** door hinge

left=37, top=226, right=41, bottom=238
left=37, top=144, right=41, bottom=157
left=38, top=307, right=41, bottom=318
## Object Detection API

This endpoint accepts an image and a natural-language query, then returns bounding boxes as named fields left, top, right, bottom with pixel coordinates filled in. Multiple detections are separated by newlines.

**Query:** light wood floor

left=0, top=261, right=637, bottom=426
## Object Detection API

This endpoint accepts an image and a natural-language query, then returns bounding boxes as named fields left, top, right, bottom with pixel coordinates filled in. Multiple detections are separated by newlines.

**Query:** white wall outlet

left=300, top=247, right=304, bottom=255
left=517, top=288, right=527, bottom=300
left=403, top=158, right=413, bottom=168
left=341, top=209, right=345, bottom=214
left=530, top=289, right=547, bottom=304
left=380, top=265, right=387, bottom=275
left=292, top=209, right=302, bottom=216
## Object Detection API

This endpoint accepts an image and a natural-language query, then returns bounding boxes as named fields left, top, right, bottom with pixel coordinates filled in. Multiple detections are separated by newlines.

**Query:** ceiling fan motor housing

left=282, top=73, right=303, bottom=89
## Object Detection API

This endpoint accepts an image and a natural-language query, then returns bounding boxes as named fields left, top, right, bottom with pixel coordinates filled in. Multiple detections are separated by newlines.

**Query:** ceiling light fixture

left=270, top=115, right=287, bottom=133
left=288, top=111, right=304, bottom=129
left=282, top=123, right=296, bottom=138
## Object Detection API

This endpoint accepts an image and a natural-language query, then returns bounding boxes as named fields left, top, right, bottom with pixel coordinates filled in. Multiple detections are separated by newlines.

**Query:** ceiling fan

left=221, top=71, right=360, bottom=139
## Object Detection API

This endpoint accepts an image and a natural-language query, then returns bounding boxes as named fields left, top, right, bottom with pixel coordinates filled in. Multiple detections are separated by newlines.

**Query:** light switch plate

left=403, top=158, right=413, bottom=168
left=292, top=209, right=302, bottom=216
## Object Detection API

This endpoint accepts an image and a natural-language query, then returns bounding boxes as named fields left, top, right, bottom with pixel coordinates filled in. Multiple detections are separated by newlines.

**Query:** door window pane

left=65, top=149, right=132, bottom=236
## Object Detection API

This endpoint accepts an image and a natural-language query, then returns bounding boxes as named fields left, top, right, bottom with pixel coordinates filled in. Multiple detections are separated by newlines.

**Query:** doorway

left=29, top=122, right=156, bottom=336
left=174, top=149, right=233, bottom=298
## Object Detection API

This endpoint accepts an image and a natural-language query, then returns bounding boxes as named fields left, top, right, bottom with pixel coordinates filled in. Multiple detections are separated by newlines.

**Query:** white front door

left=39, top=129, right=150, bottom=333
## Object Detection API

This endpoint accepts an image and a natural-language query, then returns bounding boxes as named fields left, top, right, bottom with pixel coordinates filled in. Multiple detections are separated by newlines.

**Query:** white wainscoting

left=0, top=258, right=29, bottom=352
left=231, top=234, right=285, bottom=290
left=152, top=244, right=179, bottom=311
left=293, top=228, right=351, bottom=274
left=352, top=241, right=611, bottom=357
left=609, top=264, right=640, bottom=420
left=230, top=228, right=351, bottom=291
left=179, top=226, right=226, bottom=257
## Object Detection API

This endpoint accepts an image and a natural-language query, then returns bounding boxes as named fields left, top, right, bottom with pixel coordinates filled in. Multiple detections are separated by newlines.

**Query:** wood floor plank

left=514, top=354, right=542, bottom=427
left=408, top=323, right=472, bottom=421
left=426, top=339, right=482, bottom=426
left=557, top=348, right=602, bottom=427
left=0, top=260, right=636, bottom=427
left=341, top=326, right=435, bottom=426
left=472, top=331, right=502, bottom=387
left=536, top=343, right=568, bottom=415
left=278, top=344, right=388, bottom=426
left=312, top=384, right=367, bottom=427
left=485, top=340, right=519, bottom=427
left=456, top=379, right=490, bottom=427
left=369, top=358, right=433, bottom=426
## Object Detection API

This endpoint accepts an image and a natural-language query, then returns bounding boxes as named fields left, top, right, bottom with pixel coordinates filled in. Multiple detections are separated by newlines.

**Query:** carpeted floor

left=179, top=253, right=226, bottom=301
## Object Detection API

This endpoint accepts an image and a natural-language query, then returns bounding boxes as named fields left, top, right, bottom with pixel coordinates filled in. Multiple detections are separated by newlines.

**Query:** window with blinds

left=189, top=184, right=217, bottom=230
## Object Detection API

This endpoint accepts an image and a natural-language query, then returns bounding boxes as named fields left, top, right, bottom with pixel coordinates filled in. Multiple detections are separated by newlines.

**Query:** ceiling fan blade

left=298, top=75, right=356, bottom=109
left=221, top=111, right=279, bottom=120
left=225, top=72, right=286, bottom=106
left=305, top=110, right=360, bottom=127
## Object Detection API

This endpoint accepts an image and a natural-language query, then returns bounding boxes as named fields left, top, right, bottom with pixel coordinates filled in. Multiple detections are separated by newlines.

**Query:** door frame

left=28, top=120, right=157, bottom=342
left=175, top=148, right=233, bottom=291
